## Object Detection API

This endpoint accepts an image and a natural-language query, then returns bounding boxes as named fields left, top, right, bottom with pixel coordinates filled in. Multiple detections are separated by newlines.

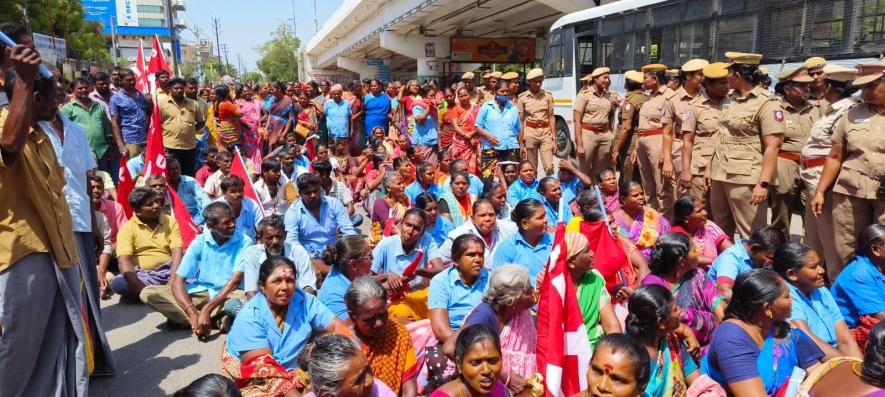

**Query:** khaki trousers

left=636, top=135, right=664, bottom=211
left=524, top=126, right=555, bottom=175
left=691, top=175, right=713, bottom=215
left=124, top=143, right=143, bottom=158
left=710, top=180, right=768, bottom=239
left=803, top=189, right=840, bottom=281
left=660, top=139, right=682, bottom=218
left=578, top=129, right=614, bottom=182
left=140, top=285, right=247, bottom=326
left=832, top=192, right=885, bottom=270
left=771, top=158, right=805, bottom=236
left=618, top=132, right=641, bottom=184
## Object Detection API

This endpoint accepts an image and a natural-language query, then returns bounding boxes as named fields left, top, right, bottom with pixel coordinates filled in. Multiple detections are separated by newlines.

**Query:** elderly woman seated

left=223, top=256, right=348, bottom=397
left=443, top=265, right=537, bottom=395
left=344, top=277, right=419, bottom=397
left=303, top=334, right=399, bottom=397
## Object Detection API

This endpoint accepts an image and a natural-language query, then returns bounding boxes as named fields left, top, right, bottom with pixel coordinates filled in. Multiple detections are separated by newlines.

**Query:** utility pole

left=164, top=0, right=180, bottom=75
left=313, top=0, right=319, bottom=33
left=212, top=17, right=222, bottom=64
left=290, top=0, right=297, bottom=37
left=221, top=43, right=230, bottom=76
left=237, top=53, right=243, bottom=80
left=110, top=15, right=118, bottom=66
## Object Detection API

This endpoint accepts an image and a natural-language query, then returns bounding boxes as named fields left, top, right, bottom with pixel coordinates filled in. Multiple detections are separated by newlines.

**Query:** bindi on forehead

left=603, top=364, right=613, bottom=374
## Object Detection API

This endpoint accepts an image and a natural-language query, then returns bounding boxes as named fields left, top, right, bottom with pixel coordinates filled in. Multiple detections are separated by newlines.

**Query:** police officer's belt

left=581, top=123, right=609, bottom=132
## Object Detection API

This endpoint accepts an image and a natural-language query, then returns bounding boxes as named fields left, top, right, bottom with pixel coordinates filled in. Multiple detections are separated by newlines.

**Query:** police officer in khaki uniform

left=681, top=62, right=729, bottom=207
left=705, top=52, right=785, bottom=239
left=517, top=68, right=556, bottom=176
left=478, top=71, right=500, bottom=104
left=500, top=71, right=519, bottom=102
left=663, top=59, right=708, bottom=214
left=574, top=67, right=616, bottom=181
left=804, top=57, right=829, bottom=110
left=811, top=59, right=885, bottom=267
left=770, top=67, right=820, bottom=236
left=801, top=65, right=859, bottom=279
left=461, top=71, right=481, bottom=103
left=636, top=63, right=675, bottom=211
left=612, top=70, right=647, bottom=184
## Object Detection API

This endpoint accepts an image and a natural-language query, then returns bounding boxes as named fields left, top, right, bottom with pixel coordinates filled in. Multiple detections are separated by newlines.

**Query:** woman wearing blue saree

left=701, top=269, right=825, bottom=396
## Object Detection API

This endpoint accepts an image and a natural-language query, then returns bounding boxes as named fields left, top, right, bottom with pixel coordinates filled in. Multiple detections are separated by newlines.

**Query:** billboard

left=83, top=0, right=170, bottom=36
left=33, top=33, right=66, bottom=66
left=450, top=38, right=536, bottom=63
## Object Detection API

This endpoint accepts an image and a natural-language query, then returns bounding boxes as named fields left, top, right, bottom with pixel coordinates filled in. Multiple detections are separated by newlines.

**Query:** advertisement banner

left=450, top=38, right=535, bottom=63
left=115, top=0, right=139, bottom=26
left=32, top=33, right=67, bottom=66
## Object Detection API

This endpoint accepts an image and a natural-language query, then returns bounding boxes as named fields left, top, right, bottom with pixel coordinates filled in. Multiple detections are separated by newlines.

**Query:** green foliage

left=256, top=24, right=300, bottom=82
left=0, top=0, right=112, bottom=67
left=242, top=71, right=264, bottom=83
left=201, top=57, right=237, bottom=83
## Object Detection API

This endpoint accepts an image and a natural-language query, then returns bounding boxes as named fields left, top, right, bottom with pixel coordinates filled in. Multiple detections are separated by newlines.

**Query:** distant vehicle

left=542, top=0, right=884, bottom=158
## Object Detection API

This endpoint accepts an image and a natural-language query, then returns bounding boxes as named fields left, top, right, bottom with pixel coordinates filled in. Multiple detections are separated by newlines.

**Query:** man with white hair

left=323, top=84, right=351, bottom=146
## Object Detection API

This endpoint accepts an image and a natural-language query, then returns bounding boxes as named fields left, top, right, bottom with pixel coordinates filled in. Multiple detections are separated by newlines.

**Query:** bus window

left=716, top=14, right=757, bottom=54
left=562, top=26, right=575, bottom=77
left=543, top=29, right=563, bottom=77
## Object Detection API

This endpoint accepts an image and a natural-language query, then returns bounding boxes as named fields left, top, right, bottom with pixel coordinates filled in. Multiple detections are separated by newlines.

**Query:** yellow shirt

left=159, top=95, right=205, bottom=150
left=116, top=214, right=183, bottom=270
left=0, top=119, right=78, bottom=271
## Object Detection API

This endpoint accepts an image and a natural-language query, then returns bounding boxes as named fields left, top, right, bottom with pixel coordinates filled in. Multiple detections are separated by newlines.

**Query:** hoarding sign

left=115, top=0, right=139, bottom=26
left=33, top=33, right=67, bottom=66
left=450, top=38, right=535, bottom=63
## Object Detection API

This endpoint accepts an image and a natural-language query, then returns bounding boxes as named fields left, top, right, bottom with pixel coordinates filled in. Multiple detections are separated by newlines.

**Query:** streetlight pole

left=110, top=15, right=118, bottom=66
left=164, top=0, right=180, bottom=75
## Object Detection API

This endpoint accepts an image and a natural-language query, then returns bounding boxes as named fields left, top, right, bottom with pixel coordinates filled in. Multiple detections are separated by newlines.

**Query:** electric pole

left=237, top=53, right=243, bottom=80
left=212, top=17, right=222, bottom=63
left=313, top=0, right=319, bottom=33
left=164, top=0, right=179, bottom=75
left=290, top=0, right=297, bottom=37
left=220, top=43, right=230, bottom=76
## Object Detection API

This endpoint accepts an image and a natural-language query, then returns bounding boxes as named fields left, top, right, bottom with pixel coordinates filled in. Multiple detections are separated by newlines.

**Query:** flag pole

left=234, top=146, right=267, bottom=217
left=594, top=186, right=613, bottom=237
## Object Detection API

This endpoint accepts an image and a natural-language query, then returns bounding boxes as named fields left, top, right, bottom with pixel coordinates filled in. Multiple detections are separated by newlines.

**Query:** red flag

left=134, top=39, right=148, bottom=93
left=142, top=100, right=167, bottom=178
left=117, top=155, right=135, bottom=218
left=304, top=134, right=319, bottom=160
left=168, top=183, right=199, bottom=248
left=579, top=221, right=630, bottom=297
left=147, top=35, right=171, bottom=76
left=536, top=224, right=593, bottom=397
left=231, top=148, right=266, bottom=217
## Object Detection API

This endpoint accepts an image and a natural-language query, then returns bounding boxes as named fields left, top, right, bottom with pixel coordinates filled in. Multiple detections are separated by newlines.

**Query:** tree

left=242, top=71, right=264, bottom=83
left=256, top=24, right=300, bottom=82
left=0, top=0, right=112, bottom=67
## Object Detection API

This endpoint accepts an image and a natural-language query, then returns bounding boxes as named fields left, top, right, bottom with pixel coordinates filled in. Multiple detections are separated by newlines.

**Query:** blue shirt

left=411, top=105, right=438, bottom=145
left=226, top=289, right=333, bottom=369
left=543, top=198, right=573, bottom=226
left=372, top=234, right=441, bottom=288
left=787, top=283, right=843, bottom=346
left=176, top=230, right=254, bottom=298
left=492, top=232, right=553, bottom=285
left=506, top=179, right=541, bottom=206
left=559, top=175, right=583, bottom=206
left=323, top=99, right=351, bottom=138
left=475, top=100, right=520, bottom=150
left=364, top=94, right=391, bottom=135
left=214, top=197, right=264, bottom=239
left=404, top=181, right=441, bottom=204
left=708, top=240, right=753, bottom=283
left=127, top=154, right=145, bottom=177
left=428, top=265, right=490, bottom=329
left=284, top=196, right=357, bottom=254
left=439, top=174, right=485, bottom=197
left=425, top=217, right=455, bottom=247
left=175, top=175, right=210, bottom=224
left=831, top=255, right=885, bottom=328
left=109, top=90, right=149, bottom=144
left=317, top=267, right=352, bottom=320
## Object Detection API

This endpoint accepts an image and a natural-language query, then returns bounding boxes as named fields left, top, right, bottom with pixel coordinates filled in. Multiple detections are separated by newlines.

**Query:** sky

left=178, top=0, right=344, bottom=72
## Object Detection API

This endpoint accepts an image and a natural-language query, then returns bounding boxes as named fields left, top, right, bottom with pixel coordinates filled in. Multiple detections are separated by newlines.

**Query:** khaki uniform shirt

left=682, top=92, right=724, bottom=176
left=710, top=86, right=786, bottom=185
left=800, top=97, right=862, bottom=191
left=0, top=120, right=78, bottom=271
left=478, top=86, right=496, bottom=104
left=637, top=86, right=674, bottom=131
left=831, top=102, right=885, bottom=200
left=619, top=90, right=647, bottom=125
left=159, top=95, right=205, bottom=150
left=668, top=87, right=701, bottom=136
left=517, top=90, right=554, bottom=125
left=574, top=87, right=614, bottom=126
left=780, top=99, right=821, bottom=153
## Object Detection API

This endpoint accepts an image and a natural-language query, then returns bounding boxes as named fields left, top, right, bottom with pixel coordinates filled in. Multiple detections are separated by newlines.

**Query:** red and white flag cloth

left=231, top=148, right=266, bottom=217
left=117, top=154, right=135, bottom=218
left=142, top=101, right=167, bottom=178
left=147, top=34, right=171, bottom=95
left=133, top=39, right=148, bottom=93
left=168, top=183, right=199, bottom=248
left=536, top=223, right=593, bottom=397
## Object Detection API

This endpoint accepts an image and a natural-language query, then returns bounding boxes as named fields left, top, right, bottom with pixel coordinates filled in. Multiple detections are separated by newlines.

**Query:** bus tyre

left=555, top=118, right=573, bottom=158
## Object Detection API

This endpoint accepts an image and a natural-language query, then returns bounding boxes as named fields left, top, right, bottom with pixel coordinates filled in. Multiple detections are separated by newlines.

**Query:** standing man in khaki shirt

left=681, top=62, right=728, bottom=208
left=635, top=63, right=674, bottom=211
left=574, top=67, right=616, bottom=182
left=611, top=70, right=646, bottom=184
left=804, top=57, right=829, bottom=111
left=517, top=68, right=556, bottom=176
left=811, top=60, right=885, bottom=267
left=770, top=67, right=820, bottom=236
left=663, top=59, right=708, bottom=215
left=706, top=52, right=785, bottom=239
left=159, top=77, right=206, bottom=176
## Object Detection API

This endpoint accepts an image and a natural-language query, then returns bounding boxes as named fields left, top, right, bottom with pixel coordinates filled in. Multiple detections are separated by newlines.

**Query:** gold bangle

left=814, top=191, right=825, bottom=196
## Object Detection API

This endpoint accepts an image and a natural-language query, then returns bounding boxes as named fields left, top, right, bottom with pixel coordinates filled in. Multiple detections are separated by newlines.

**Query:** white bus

left=542, top=0, right=885, bottom=157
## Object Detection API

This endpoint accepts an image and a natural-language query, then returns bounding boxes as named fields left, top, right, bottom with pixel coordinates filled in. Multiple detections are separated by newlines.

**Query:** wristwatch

left=757, top=181, right=770, bottom=189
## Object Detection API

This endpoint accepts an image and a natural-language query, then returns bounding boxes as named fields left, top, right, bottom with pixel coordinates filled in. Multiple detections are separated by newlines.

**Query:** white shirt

left=254, top=177, right=290, bottom=216
left=41, top=114, right=98, bottom=233
left=438, top=219, right=517, bottom=263
left=203, top=170, right=225, bottom=199
left=238, top=242, right=317, bottom=292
